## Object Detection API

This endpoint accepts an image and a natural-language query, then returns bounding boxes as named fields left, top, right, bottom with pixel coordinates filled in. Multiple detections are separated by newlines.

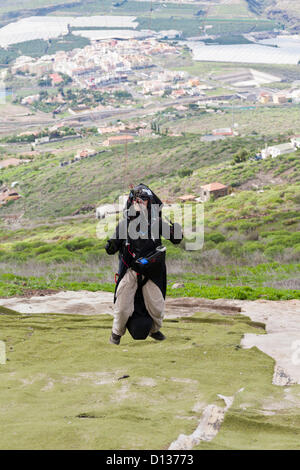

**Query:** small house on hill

left=75, top=149, right=96, bottom=160
left=290, top=136, right=300, bottom=149
left=49, top=73, right=63, bottom=86
left=212, top=128, right=234, bottom=137
left=261, top=142, right=295, bottom=159
left=96, top=204, right=121, bottom=219
left=103, top=135, right=134, bottom=147
left=259, top=92, right=271, bottom=104
left=199, top=182, right=229, bottom=202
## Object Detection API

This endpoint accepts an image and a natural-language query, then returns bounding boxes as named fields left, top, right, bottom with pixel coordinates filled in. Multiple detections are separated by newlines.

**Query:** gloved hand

left=105, top=239, right=118, bottom=255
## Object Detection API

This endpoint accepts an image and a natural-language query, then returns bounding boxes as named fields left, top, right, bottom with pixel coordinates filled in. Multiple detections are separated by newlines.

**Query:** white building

left=21, top=94, right=40, bottom=105
left=291, top=136, right=300, bottom=149
left=96, top=204, right=120, bottom=220
left=262, top=142, right=296, bottom=159
left=289, top=89, right=300, bottom=104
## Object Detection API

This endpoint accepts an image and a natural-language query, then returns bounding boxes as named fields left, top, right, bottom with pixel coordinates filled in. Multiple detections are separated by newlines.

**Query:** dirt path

left=0, top=291, right=299, bottom=385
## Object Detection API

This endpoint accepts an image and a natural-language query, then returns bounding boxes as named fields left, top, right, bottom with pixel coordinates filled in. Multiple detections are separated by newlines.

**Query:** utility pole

left=149, top=0, right=153, bottom=30
left=124, top=139, right=128, bottom=192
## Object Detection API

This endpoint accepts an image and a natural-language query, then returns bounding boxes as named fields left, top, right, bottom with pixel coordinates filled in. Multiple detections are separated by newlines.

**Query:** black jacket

left=106, top=211, right=182, bottom=301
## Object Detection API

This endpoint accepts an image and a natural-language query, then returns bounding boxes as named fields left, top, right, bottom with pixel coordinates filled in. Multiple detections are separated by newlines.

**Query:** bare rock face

left=234, top=299, right=300, bottom=385
left=169, top=392, right=239, bottom=450
left=272, top=365, right=296, bottom=386
left=0, top=341, right=6, bottom=365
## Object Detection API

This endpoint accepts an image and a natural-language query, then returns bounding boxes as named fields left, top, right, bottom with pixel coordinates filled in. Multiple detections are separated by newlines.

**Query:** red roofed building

left=103, top=135, right=134, bottom=146
left=75, top=149, right=96, bottom=160
left=49, top=73, right=64, bottom=85
left=259, top=92, right=271, bottom=104
left=200, top=182, right=229, bottom=201
left=212, top=128, right=234, bottom=137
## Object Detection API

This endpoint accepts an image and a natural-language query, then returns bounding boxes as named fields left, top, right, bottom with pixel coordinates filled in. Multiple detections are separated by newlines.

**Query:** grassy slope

left=0, top=132, right=299, bottom=298
left=0, top=188, right=299, bottom=299
left=0, top=135, right=281, bottom=216
left=1, top=305, right=300, bottom=450
left=1, top=134, right=299, bottom=216
left=164, top=106, right=300, bottom=138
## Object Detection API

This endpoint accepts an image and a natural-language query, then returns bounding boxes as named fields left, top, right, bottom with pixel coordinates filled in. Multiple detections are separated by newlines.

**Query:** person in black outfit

left=105, top=183, right=182, bottom=345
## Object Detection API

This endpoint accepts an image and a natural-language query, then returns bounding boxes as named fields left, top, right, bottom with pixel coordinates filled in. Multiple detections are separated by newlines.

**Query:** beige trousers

left=112, top=268, right=165, bottom=337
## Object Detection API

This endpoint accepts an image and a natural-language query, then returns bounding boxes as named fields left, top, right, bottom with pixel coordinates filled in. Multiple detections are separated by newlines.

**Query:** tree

left=232, top=148, right=249, bottom=164
left=38, top=77, right=51, bottom=87
left=39, top=90, right=48, bottom=100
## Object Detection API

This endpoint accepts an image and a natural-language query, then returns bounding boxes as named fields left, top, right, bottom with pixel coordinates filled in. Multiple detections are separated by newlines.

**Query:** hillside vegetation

left=0, top=132, right=299, bottom=299
left=0, top=134, right=289, bottom=217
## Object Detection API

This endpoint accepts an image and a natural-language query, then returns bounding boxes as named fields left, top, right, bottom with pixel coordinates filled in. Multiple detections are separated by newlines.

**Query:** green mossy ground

left=1, top=306, right=300, bottom=450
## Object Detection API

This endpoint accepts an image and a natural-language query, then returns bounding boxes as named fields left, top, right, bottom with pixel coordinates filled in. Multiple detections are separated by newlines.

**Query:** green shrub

left=261, top=230, right=288, bottom=239
left=34, top=245, right=53, bottom=255
left=12, top=242, right=32, bottom=252
left=293, top=193, right=300, bottom=204
left=177, top=168, right=193, bottom=178
left=236, top=221, right=259, bottom=233
left=219, top=241, right=242, bottom=257
left=205, top=232, right=226, bottom=244
left=203, top=240, right=216, bottom=251
left=264, top=245, right=284, bottom=260
left=291, top=233, right=300, bottom=244
left=243, top=241, right=264, bottom=253
left=222, top=222, right=238, bottom=231
left=0, top=273, right=25, bottom=282
left=63, top=238, right=96, bottom=251
left=37, top=251, right=74, bottom=264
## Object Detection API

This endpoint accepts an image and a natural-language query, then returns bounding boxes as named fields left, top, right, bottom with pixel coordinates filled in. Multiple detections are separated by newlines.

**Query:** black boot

left=150, top=331, right=166, bottom=341
left=109, top=332, right=121, bottom=345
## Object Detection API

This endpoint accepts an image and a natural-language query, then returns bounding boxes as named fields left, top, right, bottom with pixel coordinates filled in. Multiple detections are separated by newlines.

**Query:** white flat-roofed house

left=27, top=60, right=53, bottom=76
left=11, top=55, right=33, bottom=74
left=143, top=81, right=165, bottom=94
left=96, top=203, right=121, bottom=219
left=290, top=136, right=300, bottom=149
left=261, top=147, right=271, bottom=159
left=262, top=142, right=296, bottom=159
left=273, top=93, right=288, bottom=104
left=21, top=94, right=40, bottom=105
left=289, top=89, right=300, bottom=104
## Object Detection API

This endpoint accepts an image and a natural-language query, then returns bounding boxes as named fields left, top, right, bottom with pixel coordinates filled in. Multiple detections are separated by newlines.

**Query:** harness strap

left=137, top=273, right=149, bottom=289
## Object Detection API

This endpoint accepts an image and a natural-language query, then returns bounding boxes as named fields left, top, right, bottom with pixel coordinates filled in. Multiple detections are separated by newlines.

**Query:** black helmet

left=130, top=184, right=153, bottom=201
left=125, top=183, right=163, bottom=217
